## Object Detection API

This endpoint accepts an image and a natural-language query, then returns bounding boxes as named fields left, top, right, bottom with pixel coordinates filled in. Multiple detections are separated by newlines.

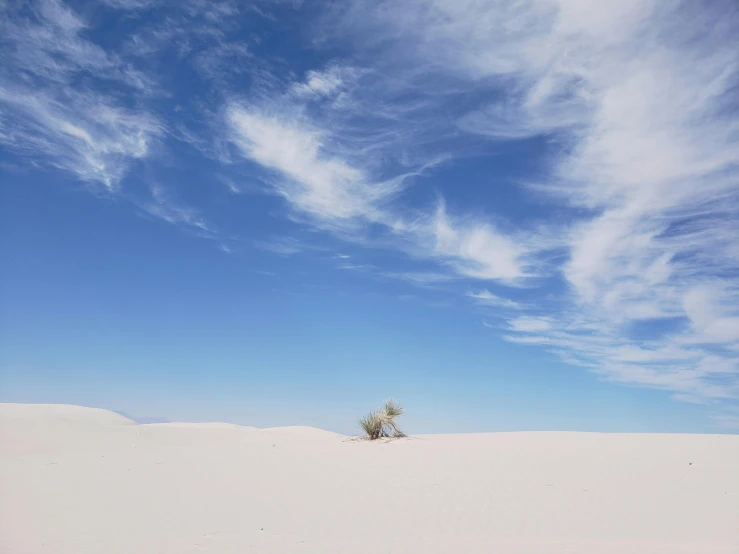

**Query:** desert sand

left=1, top=403, right=737, bottom=554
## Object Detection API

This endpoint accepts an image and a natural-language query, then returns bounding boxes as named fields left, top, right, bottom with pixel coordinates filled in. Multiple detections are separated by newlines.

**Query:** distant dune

left=1, top=403, right=737, bottom=554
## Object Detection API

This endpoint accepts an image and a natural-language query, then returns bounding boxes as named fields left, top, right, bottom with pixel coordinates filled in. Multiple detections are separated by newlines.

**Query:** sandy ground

left=1, top=404, right=737, bottom=554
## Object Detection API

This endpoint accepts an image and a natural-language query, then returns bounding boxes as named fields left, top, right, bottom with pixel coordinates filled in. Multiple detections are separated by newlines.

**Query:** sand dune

left=1, top=403, right=737, bottom=554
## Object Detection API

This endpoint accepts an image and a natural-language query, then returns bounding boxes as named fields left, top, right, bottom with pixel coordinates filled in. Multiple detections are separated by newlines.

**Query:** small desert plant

left=358, top=399, right=406, bottom=440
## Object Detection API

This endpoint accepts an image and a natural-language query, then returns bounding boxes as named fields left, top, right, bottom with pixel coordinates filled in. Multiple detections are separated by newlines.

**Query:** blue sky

left=1, top=0, right=738, bottom=434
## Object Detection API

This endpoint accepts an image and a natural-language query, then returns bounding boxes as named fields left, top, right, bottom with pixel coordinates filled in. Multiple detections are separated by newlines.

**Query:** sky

left=1, top=0, right=738, bottom=435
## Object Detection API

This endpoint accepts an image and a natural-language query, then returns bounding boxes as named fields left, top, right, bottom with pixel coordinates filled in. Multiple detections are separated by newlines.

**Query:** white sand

left=1, top=404, right=737, bottom=554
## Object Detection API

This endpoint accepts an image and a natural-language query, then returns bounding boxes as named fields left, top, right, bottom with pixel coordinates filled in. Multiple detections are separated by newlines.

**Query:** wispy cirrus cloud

left=467, top=290, right=523, bottom=310
left=255, top=236, right=308, bottom=256
left=140, top=183, right=213, bottom=234
left=3, top=0, right=154, bottom=90
left=98, top=0, right=158, bottom=9
left=290, top=66, right=363, bottom=100
left=193, top=42, right=253, bottom=81
left=429, top=202, right=526, bottom=282
left=381, top=271, right=456, bottom=287
left=224, top=86, right=537, bottom=285
left=0, top=0, right=162, bottom=189
left=226, top=105, right=403, bottom=226
left=507, top=316, right=553, bottom=333
left=323, top=0, right=739, bottom=406
left=1, top=0, right=247, bottom=239
left=0, top=87, right=161, bottom=190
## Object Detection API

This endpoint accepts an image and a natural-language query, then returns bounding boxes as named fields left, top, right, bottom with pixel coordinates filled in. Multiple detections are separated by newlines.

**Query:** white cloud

left=3, top=0, right=155, bottom=91
left=194, top=42, right=252, bottom=80
left=291, top=67, right=361, bottom=99
left=98, top=0, right=158, bottom=9
left=0, top=0, right=162, bottom=188
left=382, top=272, right=456, bottom=286
left=683, top=286, right=739, bottom=345
left=430, top=202, right=525, bottom=282
left=508, top=316, right=553, bottom=333
left=328, top=0, right=739, bottom=408
left=141, top=183, right=212, bottom=234
left=0, top=88, right=161, bottom=189
left=226, top=101, right=532, bottom=286
left=467, top=290, right=522, bottom=310
left=227, top=106, right=400, bottom=224
left=255, top=237, right=306, bottom=256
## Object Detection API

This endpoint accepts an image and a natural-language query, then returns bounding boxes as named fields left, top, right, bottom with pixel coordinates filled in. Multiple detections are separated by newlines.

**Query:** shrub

left=358, top=399, right=406, bottom=439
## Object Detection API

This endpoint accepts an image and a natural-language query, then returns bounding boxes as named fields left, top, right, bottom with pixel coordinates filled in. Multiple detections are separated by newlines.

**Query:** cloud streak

left=326, top=0, right=739, bottom=406
left=0, top=0, right=162, bottom=189
left=227, top=105, right=402, bottom=224
left=225, top=96, right=535, bottom=286
left=0, top=87, right=161, bottom=189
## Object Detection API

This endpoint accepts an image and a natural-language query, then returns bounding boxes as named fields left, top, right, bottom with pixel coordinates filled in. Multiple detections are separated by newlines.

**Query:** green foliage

left=358, top=399, right=405, bottom=439
left=358, top=410, right=384, bottom=439
left=383, top=399, right=404, bottom=419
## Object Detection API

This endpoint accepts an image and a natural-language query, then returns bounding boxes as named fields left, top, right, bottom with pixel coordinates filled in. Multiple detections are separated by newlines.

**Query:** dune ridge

left=1, top=403, right=737, bottom=554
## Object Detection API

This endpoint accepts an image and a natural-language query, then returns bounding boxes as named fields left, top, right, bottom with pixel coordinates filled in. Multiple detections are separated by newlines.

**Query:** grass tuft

left=358, top=399, right=406, bottom=440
